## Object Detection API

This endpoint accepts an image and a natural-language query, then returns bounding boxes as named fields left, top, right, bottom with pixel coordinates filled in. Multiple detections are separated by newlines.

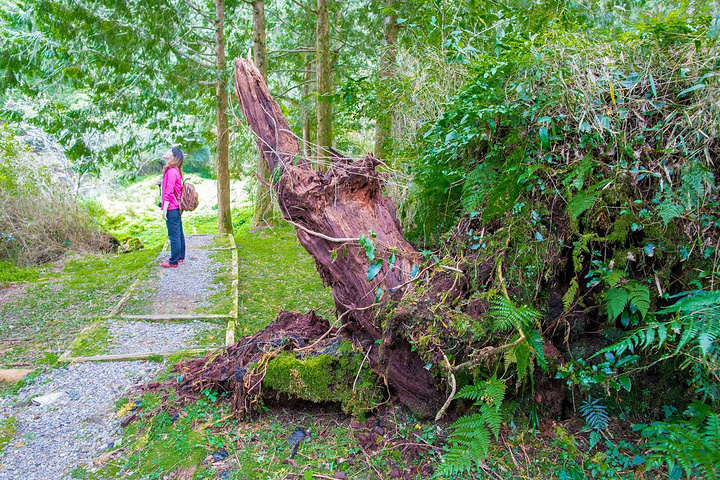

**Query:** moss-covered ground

left=234, top=220, right=335, bottom=336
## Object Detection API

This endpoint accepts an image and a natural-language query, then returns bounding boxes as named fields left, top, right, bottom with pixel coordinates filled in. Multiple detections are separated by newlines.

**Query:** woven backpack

left=179, top=181, right=199, bottom=212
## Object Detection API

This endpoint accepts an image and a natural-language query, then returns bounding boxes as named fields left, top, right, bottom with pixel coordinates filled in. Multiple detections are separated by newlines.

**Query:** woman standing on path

left=160, top=147, right=186, bottom=268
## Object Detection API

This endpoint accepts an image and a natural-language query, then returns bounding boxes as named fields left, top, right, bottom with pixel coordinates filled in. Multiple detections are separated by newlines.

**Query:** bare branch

left=287, top=0, right=317, bottom=14
left=179, top=0, right=215, bottom=24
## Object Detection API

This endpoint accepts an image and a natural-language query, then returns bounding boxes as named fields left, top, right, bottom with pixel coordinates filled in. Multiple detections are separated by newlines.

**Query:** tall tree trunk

left=374, top=0, right=399, bottom=160
left=233, top=58, right=442, bottom=417
left=215, top=0, right=233, bottom=234
left=315, top=0, right=332, bottom=159
left=302, top=61, right=312, bottom=158
left=252, top=0, right=273, bottom=228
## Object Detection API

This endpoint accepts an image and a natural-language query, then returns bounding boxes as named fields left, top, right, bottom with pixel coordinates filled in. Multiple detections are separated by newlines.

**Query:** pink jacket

left=162, top=167, right=182, bottom=210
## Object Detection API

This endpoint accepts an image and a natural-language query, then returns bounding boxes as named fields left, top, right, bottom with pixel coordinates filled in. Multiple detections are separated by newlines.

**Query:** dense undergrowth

left=395, top=6, right=720, bottom=478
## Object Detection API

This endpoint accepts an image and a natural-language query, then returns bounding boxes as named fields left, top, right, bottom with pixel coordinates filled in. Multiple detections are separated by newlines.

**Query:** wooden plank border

left=60, top=348, right=214, bottom=363
left=226, top=233, right=239, bottom=346
left=119, top=313, right=233, bottom=321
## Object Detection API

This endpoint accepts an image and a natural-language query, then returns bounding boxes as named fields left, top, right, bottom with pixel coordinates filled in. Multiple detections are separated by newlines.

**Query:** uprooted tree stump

left=230, top=58, right=443, bottom=417
left=174, top=311, right=383, bottom=417
left=172, top=59, right=555, bottom=420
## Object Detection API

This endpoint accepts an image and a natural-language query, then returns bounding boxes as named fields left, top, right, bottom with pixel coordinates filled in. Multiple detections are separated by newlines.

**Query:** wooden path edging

left=59, top=348, right=214, bottom=363
left=226, top=233, right=239, bottom=346
left=60, top=233, right=240, bottom=363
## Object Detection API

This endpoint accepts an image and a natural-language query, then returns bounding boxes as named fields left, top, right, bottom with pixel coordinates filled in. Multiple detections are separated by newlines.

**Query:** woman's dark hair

left=171, top=147, right=184, bottom=166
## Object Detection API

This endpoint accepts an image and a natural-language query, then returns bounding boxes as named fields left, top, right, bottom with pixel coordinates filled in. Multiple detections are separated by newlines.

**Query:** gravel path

left=107, top=320, right=218, bottom=354
left=152, top=234, right=221, bottom=315
left=0, top=234, right=234, bottom=479
left=0, top=361, right=162, bottom=480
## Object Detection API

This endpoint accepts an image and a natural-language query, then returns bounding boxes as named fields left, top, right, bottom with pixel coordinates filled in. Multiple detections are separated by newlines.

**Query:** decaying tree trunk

left=232, top=58, right=442, bottom=416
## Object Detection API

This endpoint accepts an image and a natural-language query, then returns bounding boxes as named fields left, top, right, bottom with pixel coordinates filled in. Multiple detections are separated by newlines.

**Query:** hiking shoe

left=178, top=260, right=184, bottom=264
left=160, top=262, right=178, bottom=268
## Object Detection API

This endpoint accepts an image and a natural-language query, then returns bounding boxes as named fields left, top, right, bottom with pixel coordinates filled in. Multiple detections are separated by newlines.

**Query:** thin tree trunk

left=302, top=62, right=312, bottom=158
left=252, top=0, right=273, bottom=228
left=315, top=0, right=332, bottom=159
left=215, top=0, right=232, bottom=234
left=374, top=0, right=399, bottom=160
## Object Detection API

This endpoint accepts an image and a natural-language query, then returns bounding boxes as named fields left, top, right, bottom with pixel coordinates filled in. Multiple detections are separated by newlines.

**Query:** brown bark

left=233, top=58, right=442, bottom=416
left=315, top=0, right=332, bottom=158
left=374, top=0, right=399, bottom=160
left=252, top=0, right=273, bottom=228
left=215, top=0, right=232, bottom=234
left=302, top=62, right=313, bottom=158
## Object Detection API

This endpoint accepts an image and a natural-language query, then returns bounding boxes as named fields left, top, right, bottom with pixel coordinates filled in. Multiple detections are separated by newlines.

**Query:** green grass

left=0, top=246, right=161, bottom=367
left=196, top=248, right=235, bottom=315
left=0, top=260, right=39, bottom=285
left=234, top=221, right=334, bottom=335
left=0, top=416, right=18, bottom=451
left=190, top=323, right=225, bottom=348
left=98, top=381, right=440, bottom=480
left=66, top=321, right=110, bottom=357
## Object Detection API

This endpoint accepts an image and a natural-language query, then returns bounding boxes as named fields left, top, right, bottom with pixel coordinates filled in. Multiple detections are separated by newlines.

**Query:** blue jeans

left=166, top=209, right=185, bottom=265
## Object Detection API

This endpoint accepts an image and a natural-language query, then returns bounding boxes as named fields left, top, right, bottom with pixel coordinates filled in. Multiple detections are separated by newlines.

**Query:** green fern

left=563, top=278, right=579, bottom=312
left=437, top=377, right=506, bottom=476
left=488, top=296, right=542, bottom=333
left=641, top=404, right=720, bottom=480
left=571, top=233, right=595, bottom=273
left=604, top=281, right=650, bottom=322
left=601, top=290, right=720, bottom=356
left=579, top=396, right=609, bottom=431
left=566, top=191, right=599, bottom=220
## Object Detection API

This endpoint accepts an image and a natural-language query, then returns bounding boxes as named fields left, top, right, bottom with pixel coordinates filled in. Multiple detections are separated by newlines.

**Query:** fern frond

left=642, top=411, right=720, bottom=480
left=442, top=377, right=507, bottom=474
left=604, top=287, right=629, bottom=321
left=566, top=191, right=598, bottom=220
left=626, top=282, right=650, bottom=318
left=579, top=396, right=609, bottom=431
left=489, top=296, right=541, bottom=332
left=449, top=413, right=485, bottom=432
left=526, top=328, right=547, bottom=372
left=563, top=278, right=579, bottom=312
left=437, top=448, right=474, bottom=476
left=481, top=405, right=503, bottom=439
left=511, top=342, right=530, bottom=382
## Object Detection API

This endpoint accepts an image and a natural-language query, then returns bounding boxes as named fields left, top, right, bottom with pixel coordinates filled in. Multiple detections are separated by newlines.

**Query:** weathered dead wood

left=233, top=58, right=442, bottom=416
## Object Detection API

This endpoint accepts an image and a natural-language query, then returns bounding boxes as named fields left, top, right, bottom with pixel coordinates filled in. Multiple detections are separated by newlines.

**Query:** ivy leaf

left=618, top=375, right=631, bottom=392
left=375, top=288, right=384, bottom=303
left=358, top=235, right=375, bottom=261
left=388, top=253, right=396, bottom=267
left=539, top=126, right=549, bottom=147
left=367, top=259, right=383, bottom=281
